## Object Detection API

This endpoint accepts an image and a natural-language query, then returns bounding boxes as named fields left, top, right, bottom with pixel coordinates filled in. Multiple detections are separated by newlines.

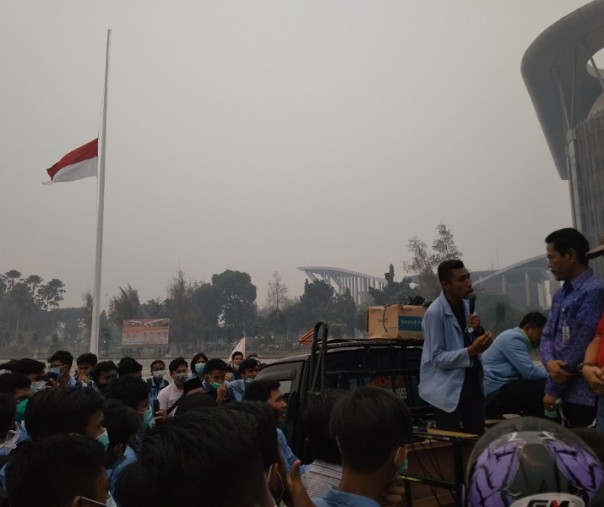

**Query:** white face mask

left=30, top=381, right=46, bottom=393
left=80, top=493, right=115, bottom=507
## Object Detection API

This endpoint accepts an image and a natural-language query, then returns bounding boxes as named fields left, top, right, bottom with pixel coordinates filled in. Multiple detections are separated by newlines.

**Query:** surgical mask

left=211, top=382, right=221, bottom=390
left=96, top=429, right=110, bottom=452
left=152, top=370, right=166, bottom=380
left=49, top=366, right=62, bottom=377
left=30, top=381, right=46, bottom=393
left=245, top=378, right=253, bottom=384
left=232, top=364, right=239, bottom=371
left=15, top=399, right=28, bottom=422
left=138, top=405, right=154, bottom=429
left=175, top=374, right=189, bottom=384
left=81, top=495, right=115, bottom=507
left=194, top=363, right=206, bottom=374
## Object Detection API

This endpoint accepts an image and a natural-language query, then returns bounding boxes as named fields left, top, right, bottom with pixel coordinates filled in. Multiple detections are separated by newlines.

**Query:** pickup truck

left=254, top=321, right=430, bottom=461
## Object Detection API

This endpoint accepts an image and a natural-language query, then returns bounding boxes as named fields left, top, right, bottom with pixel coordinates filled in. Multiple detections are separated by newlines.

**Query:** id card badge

left=562, top=325, right=570, bottom=344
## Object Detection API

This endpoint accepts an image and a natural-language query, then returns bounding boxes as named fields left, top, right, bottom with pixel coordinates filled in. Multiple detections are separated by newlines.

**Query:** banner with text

left=122, top=318, right=170, bottom=347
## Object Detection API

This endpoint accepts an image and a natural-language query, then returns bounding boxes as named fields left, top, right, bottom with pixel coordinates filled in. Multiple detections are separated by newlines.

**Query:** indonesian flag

left=46, top=138, right=98, bottom=183
left=298, top=327, right=314, bottom=345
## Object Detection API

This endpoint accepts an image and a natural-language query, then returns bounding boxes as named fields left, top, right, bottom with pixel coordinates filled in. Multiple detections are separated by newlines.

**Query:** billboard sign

left=122, top=318, right=169, bottom=347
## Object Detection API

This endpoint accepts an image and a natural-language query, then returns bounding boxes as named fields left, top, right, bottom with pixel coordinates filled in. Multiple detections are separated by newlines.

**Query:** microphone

left=468, top=293, right=476, bottom=315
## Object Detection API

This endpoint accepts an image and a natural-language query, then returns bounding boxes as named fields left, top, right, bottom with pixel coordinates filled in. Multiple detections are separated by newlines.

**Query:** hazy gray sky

left=0, top=1, right=589, bottom=309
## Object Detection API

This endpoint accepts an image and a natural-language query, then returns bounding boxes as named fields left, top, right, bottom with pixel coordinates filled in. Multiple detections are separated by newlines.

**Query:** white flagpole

left=90, top=29, right=111, bottom=357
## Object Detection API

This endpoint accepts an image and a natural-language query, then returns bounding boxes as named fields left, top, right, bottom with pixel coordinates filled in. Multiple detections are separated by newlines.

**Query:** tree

left=3, top=270, right=22, bottom=292
left=368, top=264, right=414, bottom=305
left=432, top=223, right=463, bottom=265
left=212, top=270, right=257, bottom=338
left=164, top=270, right=199, bottom=346
left=300, top=280, right=334, bottom=322
left=265, top=271, right=289, bottom=312
left=24, top=275, right=43, bottom=303
left=108, top=284, right=141, bottom=327
left=142, top=298, right=165, bottom=318
left=404, top=223, right=463, bottom=300
left=38, top=279, right=66, bottom=311
left=9, top=282, right=37, bottom=340
left=193, top=282, right=221, bottom=330
left=328, top=289, right=356, bottom=335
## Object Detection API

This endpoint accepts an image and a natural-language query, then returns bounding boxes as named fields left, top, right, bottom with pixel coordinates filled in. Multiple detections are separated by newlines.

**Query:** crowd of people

left=0, top=345, right=416, bottom=507
left=2, top=226, right=604, bottom=506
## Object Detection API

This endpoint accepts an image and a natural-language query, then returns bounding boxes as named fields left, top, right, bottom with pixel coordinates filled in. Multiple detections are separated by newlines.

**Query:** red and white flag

left=298, top=327, right=314, bottom=345
left=45, top=138, right=98, bottom=184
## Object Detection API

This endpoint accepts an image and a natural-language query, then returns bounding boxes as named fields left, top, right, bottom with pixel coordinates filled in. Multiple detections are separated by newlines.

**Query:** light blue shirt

left=277, top=428, right=307, bottom=474
left=106, top=445, right=137, bottom=496
left=418, top=292, right=475, bottom=413
left=230, top=379, right=248, bottom=402
left=313, top=487, right=380, bottom=507
left=482, top=326, right=547, bottom=400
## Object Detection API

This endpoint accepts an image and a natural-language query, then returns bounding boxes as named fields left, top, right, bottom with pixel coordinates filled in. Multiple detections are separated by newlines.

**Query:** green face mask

left=96, top=429, right=110, bottom=452
left=15, top=399, right=28, bottom=422
left=397, top=458, right=409, bottom=476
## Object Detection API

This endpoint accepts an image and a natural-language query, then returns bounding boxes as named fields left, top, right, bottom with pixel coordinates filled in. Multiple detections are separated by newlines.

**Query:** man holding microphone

left=419, top=259, right=493, bottom=435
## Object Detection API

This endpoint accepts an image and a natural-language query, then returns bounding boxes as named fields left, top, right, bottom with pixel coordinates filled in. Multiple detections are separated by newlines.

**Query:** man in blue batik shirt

left=540, top=228, right=604, bottom=427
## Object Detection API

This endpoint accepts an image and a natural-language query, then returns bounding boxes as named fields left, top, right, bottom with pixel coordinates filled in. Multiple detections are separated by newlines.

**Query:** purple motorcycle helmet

left=465, top=417, right=604, bottom=507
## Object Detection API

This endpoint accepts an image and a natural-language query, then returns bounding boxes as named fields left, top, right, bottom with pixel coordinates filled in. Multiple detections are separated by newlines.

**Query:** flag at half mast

left=45, top=138, right=98, bottom=183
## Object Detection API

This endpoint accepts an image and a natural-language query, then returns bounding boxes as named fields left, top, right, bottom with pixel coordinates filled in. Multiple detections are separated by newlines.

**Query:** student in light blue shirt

left=483, top=312, right=548, bottom=417
left=311, top=388, right=412, bottom=507
left=104, top=400, right=140, bottom=496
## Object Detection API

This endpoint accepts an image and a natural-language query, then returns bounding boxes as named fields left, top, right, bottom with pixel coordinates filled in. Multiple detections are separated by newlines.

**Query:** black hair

left=6, top=434, right=105, bottom=507
left=243, top=379, right=280, bottom=403
left=190, top=353, right=209, bottom=373
left=519, top=312, right=548, bottom=329
left=545, top=227, right=590, bottom=265
left=105, top=376, right=150, bottom=410
left=90, top=361, right=118, bottom=383
left=224, top=401, right=278, bottom=472
left=204, top=358, right=228, bottom=376
left=48, top=350, right=73, bottom=367
left=76, top=353, right=98, bottom=367
left=150, top=359, right=165, bottom=371
left=231, top=351, right=244, bottom=360
left=168, top=357, right=188, bottom=373
left=239, top=358, right=259, bottom=374
left=437, top=259, right=465, bottom=282
left=114, top=409, right=270, bottom=507
left=0, top=360, right=17, bottom=372
left=302, top=389, right=346, bottom=465
left=117, top=357, right=143, bottom=376
left=182, top=377, right=203, bottom=395
left=0, top=373, right=31, bottom=395
left=10, top=358, right=45, bottom=376
left=25, top=387, right=104, bottom=440
left=0, top=394, right=16, bottom=436
left=175, top=393, right=217, bottom=416
left=103, top=399, right=141, bottom=449
left=330, top=387, right=413, bottom=473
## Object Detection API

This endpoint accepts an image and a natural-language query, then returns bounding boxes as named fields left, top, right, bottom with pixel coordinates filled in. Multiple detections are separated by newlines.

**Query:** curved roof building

left=522, top=0, right=604, bottom=273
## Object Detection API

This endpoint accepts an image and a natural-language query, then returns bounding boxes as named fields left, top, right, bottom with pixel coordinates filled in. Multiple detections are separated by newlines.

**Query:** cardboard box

left=367, top=305, right=425, bottom=340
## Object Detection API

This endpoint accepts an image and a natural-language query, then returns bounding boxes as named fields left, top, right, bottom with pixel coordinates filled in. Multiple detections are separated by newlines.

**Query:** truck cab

left=254, top=322, right=430, bottom=461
